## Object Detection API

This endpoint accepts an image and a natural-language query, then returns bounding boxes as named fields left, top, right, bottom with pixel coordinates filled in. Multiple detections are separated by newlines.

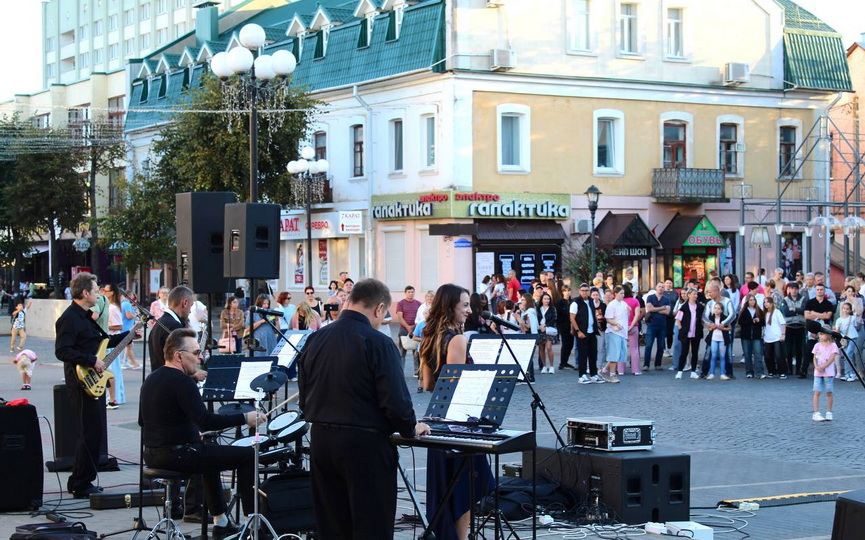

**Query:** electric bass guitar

left=76, top=321, right=143, bottom=399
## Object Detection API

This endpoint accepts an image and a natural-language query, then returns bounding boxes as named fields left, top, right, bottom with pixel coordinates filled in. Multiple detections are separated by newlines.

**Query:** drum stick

left=265, top=392, right=299, bottom=416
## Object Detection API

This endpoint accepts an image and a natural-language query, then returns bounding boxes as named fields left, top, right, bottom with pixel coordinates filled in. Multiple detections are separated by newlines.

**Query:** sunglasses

left=306, top=291, right=314, bottom=295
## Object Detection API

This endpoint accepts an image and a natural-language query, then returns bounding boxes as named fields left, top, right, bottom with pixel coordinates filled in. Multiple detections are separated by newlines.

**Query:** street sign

left=339, top=211, right=363, bottom=234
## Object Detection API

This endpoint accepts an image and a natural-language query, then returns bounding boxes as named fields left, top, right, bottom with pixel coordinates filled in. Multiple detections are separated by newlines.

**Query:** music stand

left=468, top=334, right=536, bottom=381
left=422, top=364, right=520, bottom=539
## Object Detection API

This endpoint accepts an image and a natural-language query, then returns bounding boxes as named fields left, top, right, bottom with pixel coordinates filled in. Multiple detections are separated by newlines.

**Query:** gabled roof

left=286, top=13, right=311, bottom=37
left=180, top=46, right=201, bottom=66
left=137, top=59, right=160, bottom=78
left=354, top=0, right=382, bottom=18
left=197, top=40, right=230, bottom=61
left=595, top=213, right=661, bottom=248
left=156, top=54, right=182, bottom=73
left=783, top=30, right=852, bottom=91
left=774, top=0, right=837, bottom=33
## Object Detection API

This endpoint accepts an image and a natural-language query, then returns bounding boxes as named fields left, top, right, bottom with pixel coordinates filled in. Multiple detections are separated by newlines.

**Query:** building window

left=94, top=49, right=103, bottom=63
left=351, top=124, right=364, bottom=177
left=108, top=43, right=119, bottom=60
left=719, top=123, right=738, bottom=175
left=619, top=3, right=638, bottom=54
left=663, top=122, right=686, bottom=169
left=314, top=131, right=327, bottom=160
left=358, top=15, right=373, bottom=48
left=497, top=104, right=531, bottom=173
left=174, top=22, right=185, bottom=38
left=108, top=96, right=125, bottom=127
left=779, top=125, right=797, bottom=178
left=421, top=114, right=436, bottom=168
left=141, top=4, right=150, bottom=20
left=108, top=14, right=118, bottom=31
left=93, top=20, right=104, bottom=36
left=390, top=119, right=404, bottom=173
left=79, top=25, right=89, bottom=40
left=567, top=0, right=590, bottom=52
left=314, top=26, right=330, bottom=59
left=46, top=63, right=56, bottom=77
left=68, top=106, right=91, bottom=139
left=33, top=114, right=51, bottom=129
left=124, top=38, right=135, bottom=55
left=156, top=27, right=168, bottom=44
left=124, top=9, right=134, bottom=26
left=385, top=6, right=404, bottom=41
left=157, top=0, right=167, bottom=14
left=141, top=33, right=151, bottom=49
left=593, top=109, right=625, bottom=175
left=80, top=52, right=90, bottom=68
left=175, top=0, right=185, bottom=8
left=46, top=37, right=56, bottom=52
left=666, top=8, right=683, bottom=58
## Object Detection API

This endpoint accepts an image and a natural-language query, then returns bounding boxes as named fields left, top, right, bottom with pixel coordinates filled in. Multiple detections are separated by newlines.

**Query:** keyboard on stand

left=392, top=426, right=535, bottom=454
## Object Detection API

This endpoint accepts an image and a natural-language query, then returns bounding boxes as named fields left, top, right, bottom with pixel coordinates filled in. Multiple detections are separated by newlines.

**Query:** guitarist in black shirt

left=55, top=272, right=134, bottom=498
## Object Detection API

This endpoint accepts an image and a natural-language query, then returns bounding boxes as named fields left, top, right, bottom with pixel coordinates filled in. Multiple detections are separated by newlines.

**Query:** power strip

left=738, top=502, right=760, bottom=511
left=666, top=521, right=713, bottom=540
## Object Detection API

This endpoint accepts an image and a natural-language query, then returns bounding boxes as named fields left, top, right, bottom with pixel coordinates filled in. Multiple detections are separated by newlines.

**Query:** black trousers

left=558, top=324, right=574, bottom=367
left=576, top=334, right=598, bottom=376
left=310, top=424, right=398, bottom=540
left=143, top=442, right=254, bottom=516
left=66, top=383, right=105, bottom=493
left=666, top=317, right=675, bottom=349
left=676, top=338, right=700, bottom=372
left=764, top=341, right=786, bottom=375
left=786, top=327, right=805, bottom=375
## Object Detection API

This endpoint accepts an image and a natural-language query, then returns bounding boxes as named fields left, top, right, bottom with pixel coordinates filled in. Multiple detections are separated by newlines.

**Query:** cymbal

left=251, top=371, right=288, bottom=392
left=218, top=403, right=255, bottom=415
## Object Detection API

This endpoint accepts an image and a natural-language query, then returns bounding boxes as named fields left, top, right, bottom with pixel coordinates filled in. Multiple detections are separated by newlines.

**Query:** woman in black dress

left=419, top=284, right=494, bottom=540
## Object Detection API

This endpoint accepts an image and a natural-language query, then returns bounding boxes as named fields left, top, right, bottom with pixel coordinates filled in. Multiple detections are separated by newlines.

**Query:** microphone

left=805, top=319, right=843, bottom=341
left=482, top=310, right=521, bottom=332
left=251, top=306, right=284, bottom=318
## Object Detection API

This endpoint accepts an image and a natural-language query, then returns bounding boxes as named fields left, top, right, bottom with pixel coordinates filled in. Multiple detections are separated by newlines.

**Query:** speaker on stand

left=176, top=191, right=238, bottom=294
left=223, top=203, right=281, bottom=279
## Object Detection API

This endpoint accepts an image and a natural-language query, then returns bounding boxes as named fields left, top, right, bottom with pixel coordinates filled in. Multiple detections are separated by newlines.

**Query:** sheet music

left=468, top=338, right=502, bottom=365
left=234, top=361, right=274, bottom=400
left=274, top=333, right=305, bottom=368
left=499, top=338, right=535, bottom=380
left=445, top=369, right=496, bottom=421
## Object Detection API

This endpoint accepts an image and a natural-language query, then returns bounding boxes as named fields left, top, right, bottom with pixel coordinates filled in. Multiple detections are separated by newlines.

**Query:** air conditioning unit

left=724, top=62, right=750, bottom=85
left=487, top=0, right=505, bottom=7
left=490, top=49, right=516, bottom=71
left=573, top=219, right=592, bottom=234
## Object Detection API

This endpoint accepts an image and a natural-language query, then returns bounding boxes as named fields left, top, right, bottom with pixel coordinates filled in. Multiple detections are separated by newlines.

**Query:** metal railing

left=652, top=168, right=726, bottom=202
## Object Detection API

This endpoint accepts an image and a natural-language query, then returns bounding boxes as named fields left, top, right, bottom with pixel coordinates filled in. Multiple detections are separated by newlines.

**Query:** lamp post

left=585, top=185, right=601, bottom=279
left=209, top=24, right=298, bottom=203
left=287, top=147, right=330, bottom=288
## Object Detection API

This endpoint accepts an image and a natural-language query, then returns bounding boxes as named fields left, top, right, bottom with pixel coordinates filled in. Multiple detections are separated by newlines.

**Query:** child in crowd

left=811, top=331, right=838, bottom=422
left=13, top=349, right=37, bottom=390
left=10, top=299, right=30, bottom=352
left=706, top=302, right=731, bottom=380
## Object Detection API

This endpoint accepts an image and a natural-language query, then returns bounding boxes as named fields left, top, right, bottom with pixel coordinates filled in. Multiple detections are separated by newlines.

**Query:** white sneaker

left=690, top=372, right=699, bottom=379
left=540, top=366, right=549, bottom=374
left=664, top=351, right=673, bottom=358
left=549, top=366, right=556, bottom=375
left=591, top=374, right=605, bottom=383
left=813, top=412, right=826, bottom=422
left=706, top=374, right=714, bottom=380
left=825, top=412, right=833, bottom=421
left=578, top=374, right=592, bottom=384
left=720, top=375, right=730, bottom=381
left=675, top=371, right=683, bottom=379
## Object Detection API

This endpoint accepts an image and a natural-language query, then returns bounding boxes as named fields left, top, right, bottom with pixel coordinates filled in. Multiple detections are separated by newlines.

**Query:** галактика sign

left=370, top=191, right=571, bottom=221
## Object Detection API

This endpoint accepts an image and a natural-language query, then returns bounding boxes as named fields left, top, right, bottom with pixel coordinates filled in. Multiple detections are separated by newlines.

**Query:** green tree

left=561, top=239, right=612, bottom=285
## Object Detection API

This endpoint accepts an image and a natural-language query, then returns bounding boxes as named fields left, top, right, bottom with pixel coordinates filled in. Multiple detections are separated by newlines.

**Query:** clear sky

left=0, top=0, right=863, bottom=103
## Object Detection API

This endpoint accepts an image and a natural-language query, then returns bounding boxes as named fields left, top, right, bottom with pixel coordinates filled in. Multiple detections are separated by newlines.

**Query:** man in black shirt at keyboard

left=298, top=278, right=429, bottom=539
left=140, top=328, right=266, bottom=539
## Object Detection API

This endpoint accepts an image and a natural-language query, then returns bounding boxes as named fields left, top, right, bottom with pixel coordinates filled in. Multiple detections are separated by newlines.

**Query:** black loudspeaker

left=523, top=446, right=690, bottom=524
left=48, top=384, right=114, bottom=472
left=176, top=192, right=237, bottom=293
left=0, top=404, right=43, bottom=510
left=832, top=489, right=865, bottom=539
left=223, top=203, right=281, bottom=279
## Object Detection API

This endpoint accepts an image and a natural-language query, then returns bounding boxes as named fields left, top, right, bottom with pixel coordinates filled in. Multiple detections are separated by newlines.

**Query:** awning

left=658, top=214, right=724, bottom=249
left=595, top=213, right=661, bottom=248
left=475, top=221, right=567, bottom=241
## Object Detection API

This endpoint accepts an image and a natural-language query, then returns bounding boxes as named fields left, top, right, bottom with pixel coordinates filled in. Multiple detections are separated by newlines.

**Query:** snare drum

left=231, top=434, right=275, bottom=450
left=275, top=422, right=309, bottom=444
left=268, top=411, right=301, bottom=435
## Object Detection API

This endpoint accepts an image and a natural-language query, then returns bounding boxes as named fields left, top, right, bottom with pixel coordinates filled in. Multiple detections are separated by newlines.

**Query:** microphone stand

left=832, top=335, right=865, bottom=390
left=492, top=326, right=566, bottom=540
left=102, top=286, right=155, bottom=539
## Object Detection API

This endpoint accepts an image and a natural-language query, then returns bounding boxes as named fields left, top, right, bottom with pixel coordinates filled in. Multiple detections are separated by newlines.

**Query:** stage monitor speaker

left=223, top=203, right=281, bottom=279
left=0, top=403, right=43, bottom=510
left=524, top=446, right=690, bottom=525
left=176, top=191, right=237, bottom=293
left=832, top=489, right=865, bottom=539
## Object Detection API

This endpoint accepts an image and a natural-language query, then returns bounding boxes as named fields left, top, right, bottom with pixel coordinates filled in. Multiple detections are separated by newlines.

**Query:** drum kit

left=217, top=370, right=310, bottom=540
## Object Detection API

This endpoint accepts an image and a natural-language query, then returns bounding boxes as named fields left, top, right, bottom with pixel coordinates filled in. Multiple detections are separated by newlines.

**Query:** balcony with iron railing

left=652, top=168, right=727, bottom=203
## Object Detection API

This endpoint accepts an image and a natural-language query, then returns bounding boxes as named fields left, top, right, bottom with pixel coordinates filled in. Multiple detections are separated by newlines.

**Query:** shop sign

left=683, top=217, right=724, bottom=247
left=338, top=211, right=363, bottom=234
left=280, top=211, right=350, bottom=240
left=454, top=238, right=472, bottom=248
left=370, top=191, right=572, bottom=221
left=610, top=247, right=649, bottom=258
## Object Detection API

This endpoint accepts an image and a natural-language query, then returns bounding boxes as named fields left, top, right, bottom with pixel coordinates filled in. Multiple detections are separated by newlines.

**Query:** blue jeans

left=709, top=340, right=727, bottom=376
left=643, top=325, right=666, bottom=368
left=672, top=326, right=681, bottom=366
left=606, top=333, right=628, bottom=366
left=741, top=339, right=765, bottom=376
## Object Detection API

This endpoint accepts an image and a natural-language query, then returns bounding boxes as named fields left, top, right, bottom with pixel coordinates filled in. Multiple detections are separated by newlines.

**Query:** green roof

left=774, top=0, right=838, bottom=34
left=783, top=29, right=852, bottom=91
left=322, top=7, right=356, bottom=23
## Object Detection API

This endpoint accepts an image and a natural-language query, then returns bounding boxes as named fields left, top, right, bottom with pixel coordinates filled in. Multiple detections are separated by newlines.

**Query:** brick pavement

left=0, top=334, right=861, bottom=539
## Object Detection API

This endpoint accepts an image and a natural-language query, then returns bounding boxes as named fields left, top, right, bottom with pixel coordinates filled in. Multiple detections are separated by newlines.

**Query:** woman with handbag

left=537, top=292, right=558, bottom=374
left=219, top=297, right=244, bottom=353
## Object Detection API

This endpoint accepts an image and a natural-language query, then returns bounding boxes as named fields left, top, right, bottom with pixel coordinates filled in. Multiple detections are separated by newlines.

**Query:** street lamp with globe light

left=287, top=147, right=330, bottom=288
